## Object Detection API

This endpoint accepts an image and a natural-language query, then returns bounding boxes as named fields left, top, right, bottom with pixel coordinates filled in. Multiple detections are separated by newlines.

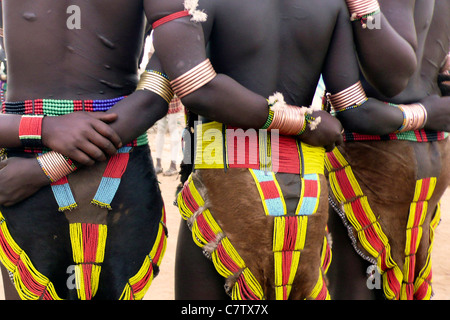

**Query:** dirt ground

left=0, top=121, right=449, bottom=300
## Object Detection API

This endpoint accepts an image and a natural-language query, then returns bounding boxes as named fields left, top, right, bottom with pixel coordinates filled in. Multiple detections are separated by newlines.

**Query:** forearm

left=335, top=98, right=404, bottom=135
left=0, top=114, right=23, bottom=147
left=334, top=94, right=450, bottom=135
left=180, top=74, right=269, bottom=129
left=353, top=16, right=417, bottom=96
left=105, top=90, right=168, bottom=145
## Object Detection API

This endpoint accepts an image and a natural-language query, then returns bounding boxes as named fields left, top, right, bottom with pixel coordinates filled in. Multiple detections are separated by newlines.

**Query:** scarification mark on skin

left=97, top=34, right=116, bottom=49
left=23, top=12, right=37, bottom=22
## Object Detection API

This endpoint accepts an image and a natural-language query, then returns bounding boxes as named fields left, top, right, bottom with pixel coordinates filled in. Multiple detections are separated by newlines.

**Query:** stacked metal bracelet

left=261, top=95, right=313, bottom=136
left=396, top=103, right=428, bottom=133
left=36, top=151, right=77, bottom=182
left=347, top=0, right=380, bottom=27
left=136, top=70, right=174, bottom=104
left=18, top=115, right=45, bottom=148
left=327, top=81, right=368, bottom=113
left=170, top=59, right=217, bottom=99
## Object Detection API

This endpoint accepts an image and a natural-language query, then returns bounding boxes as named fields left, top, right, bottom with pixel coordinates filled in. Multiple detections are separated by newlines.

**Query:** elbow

left=370, top=68, right=414, bottom=98
left=366, top=56, right=417, bottom=98
left=376, top=78, right=409, bottom=98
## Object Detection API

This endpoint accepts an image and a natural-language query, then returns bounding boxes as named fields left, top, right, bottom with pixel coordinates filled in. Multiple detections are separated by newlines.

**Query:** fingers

left=86, top=132, right=119, bottom=158
left=91, top=120, right=123, bottom=149
left=89, top=112, right=119, bottom=123
left=69, top=148, right=96, bottom=166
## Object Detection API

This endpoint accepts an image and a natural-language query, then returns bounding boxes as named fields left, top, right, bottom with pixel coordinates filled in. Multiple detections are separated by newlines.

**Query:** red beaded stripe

left=152, top=10, right=190, bottom=29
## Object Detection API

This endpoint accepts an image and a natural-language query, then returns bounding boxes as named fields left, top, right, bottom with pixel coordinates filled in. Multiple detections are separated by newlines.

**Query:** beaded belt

left=343, top=129, right=448, bottom=142
left=1, top=97, right=149, bottom=152
left=193, top=121, right=325, bottom=175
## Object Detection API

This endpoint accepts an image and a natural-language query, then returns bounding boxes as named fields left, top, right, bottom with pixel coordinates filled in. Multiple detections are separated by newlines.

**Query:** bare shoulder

left=143, top=0, right=186, bottom=23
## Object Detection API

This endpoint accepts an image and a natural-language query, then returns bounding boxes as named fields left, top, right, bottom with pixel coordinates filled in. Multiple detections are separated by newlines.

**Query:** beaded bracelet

left=346, top=0, right=380, bottom=27
left=18, top=115, right=45, bottom=148
left=36, top=151, right=77, bottom=183
left=136, top=70, right=174, bottom=104
left=170, top=59, right=217, bottom=99
left=396, top=103, right=427, bottom=133
left=327, top=81, right=368, bottom=113
left=261, top=102, right=275, bottom=130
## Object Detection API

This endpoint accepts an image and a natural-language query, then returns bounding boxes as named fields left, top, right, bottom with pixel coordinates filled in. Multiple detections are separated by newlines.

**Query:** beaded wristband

left=261, top=104, right=275, bottom=130
left=396, top=103, right=427, bottom=133
left=136, top=70, right=174, bottom=104
left=36, top=151, right=77, bottom=182
left=327, top=81, right=368, bottom=113
left=18, top=115, right=45, bottom=148
left=170, top=59, right=217, bottom=99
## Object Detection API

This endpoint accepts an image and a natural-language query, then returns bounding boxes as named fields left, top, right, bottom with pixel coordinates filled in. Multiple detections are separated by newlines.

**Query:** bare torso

left=198, top=0, right=353, bottom=107
left=4, top=0, right=146, bottom=100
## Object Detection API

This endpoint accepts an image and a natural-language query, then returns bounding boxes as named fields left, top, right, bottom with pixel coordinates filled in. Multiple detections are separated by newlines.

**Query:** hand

left=299, top=110, right=344, bottom=152
left=0, top=157, right=50, bottom=206
left=438, top=54, right=450, bottom=96
left=420, top=95, right=450, bottom=132
left=42, top=112, right=122, bottom=166
left=438, top=73, right=450, bottom=97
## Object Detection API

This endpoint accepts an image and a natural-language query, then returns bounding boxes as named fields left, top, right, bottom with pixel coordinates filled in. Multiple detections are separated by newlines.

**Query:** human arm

left=345, top=0, right=418, bottom=97
left=144, top=0, right=344, bottom=154
left=323, top=6, right=450, bottom=136
left=0, top=56, right=170, bottom=206
left=321, top=1, right=406, bottom=135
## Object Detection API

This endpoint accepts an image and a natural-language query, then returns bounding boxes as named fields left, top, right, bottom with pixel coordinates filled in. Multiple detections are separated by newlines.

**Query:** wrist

left=346, top=0, right=380, bottom=28
left=36, top=151, right=77, bottom=183
left=394, top=103, right=427, bottom=133
left=261, top=93, right=321, bottom=136
left=31, top=158, right=54, bottom=187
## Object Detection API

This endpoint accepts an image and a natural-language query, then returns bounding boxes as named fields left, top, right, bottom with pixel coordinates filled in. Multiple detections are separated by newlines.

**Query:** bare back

left=4, top=0, right=147, bottom=101
left=199, top=0, right=357, bottom=107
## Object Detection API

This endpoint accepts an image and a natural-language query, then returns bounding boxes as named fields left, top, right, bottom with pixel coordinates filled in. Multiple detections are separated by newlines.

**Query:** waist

left=2, top=97, right=149, bottom=153
left=343, top=129, right=448, bottom=142
left=2, top=97, right=125, bottom=116
left=193, top=121, right=325, bottom=175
